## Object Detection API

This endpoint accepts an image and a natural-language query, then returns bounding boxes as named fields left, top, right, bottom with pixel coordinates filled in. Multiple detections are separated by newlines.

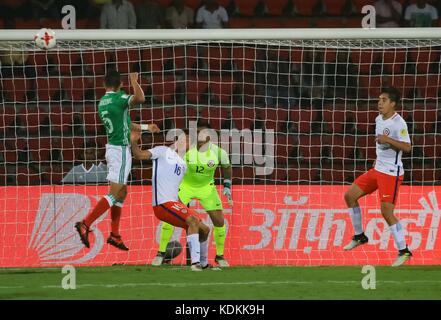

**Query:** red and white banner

left=1, top=185, right=440, bottom=267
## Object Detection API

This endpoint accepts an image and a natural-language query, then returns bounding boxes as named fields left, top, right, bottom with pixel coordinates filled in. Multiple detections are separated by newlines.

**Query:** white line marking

left=36, top=280, right=441, bottom=289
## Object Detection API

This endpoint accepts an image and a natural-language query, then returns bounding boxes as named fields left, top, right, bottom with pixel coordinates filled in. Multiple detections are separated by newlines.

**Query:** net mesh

left=1, top=37, right=440, bottom=267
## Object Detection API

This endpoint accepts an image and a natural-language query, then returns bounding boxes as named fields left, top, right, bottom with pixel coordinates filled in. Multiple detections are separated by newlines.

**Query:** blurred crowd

left=0, top=0, right=440, bottom=29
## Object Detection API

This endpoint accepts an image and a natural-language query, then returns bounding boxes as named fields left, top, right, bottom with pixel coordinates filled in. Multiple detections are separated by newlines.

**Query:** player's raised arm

left=129, top=72, right=145, bottom=106
left=130, top=131, right=152, bottom=160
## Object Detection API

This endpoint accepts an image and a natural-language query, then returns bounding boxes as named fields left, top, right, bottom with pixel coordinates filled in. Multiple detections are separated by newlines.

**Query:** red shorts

left=354, top=168, right=403, bottom=204
left=153, top=201, right=200, bottom=229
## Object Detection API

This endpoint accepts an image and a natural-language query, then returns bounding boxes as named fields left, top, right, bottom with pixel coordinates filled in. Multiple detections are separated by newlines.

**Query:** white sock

left=349, top=206, right=363, bottom=235
left=390, top=222, right=406, bottom=250
left=200, top=239, right=209, bottom=268
left=187, top=234, right=200, bottom=264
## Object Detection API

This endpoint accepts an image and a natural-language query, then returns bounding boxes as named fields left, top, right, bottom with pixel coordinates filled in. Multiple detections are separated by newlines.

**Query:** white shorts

left=105, top=144, right=132, bottom=185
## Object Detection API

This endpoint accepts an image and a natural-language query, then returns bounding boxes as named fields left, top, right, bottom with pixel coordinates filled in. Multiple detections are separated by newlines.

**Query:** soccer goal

left=0, top=28, right=440, bottom=267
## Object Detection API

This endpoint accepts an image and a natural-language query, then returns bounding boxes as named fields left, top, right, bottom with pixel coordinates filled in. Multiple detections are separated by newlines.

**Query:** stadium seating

left=289, top=109, right=318, bottom=133
left=173, top=46, right=198, bottom=72
left=185, top=75, right=209, bottom=104
left=293, top=0, right=319, bottom=16
left=199, top=46, right=231, bottom=72
left=350, top=49, right=380, bottom=74
left=63, top=77, right=93, bottom=101
left=55, top=52, right=81, bottom=75
left=1, top=78, right=30, bottom=102
left=298, top=135, right=323, bottom=164
left=150, top=75, right=178, bottom=104
left=254, top=18, right=285, bottom=28
left=48, top=105, right=74, bottom=134
left=352, top=0, right=376, bottom=13
left=322, top=0, right=348, bottom=16
left=264, top=0, right=290, bottom=16
left=35, top=77, right=61, bottom=102
left=200, top=106, right=230, bottom=130
left=282, top=19, right=311, bottom=28
left=17, top=107, right=48, bottom=135
left=81, top=51, right=109, bottom=75
left=209, top=75, right=235, bottom=104
left=184, top=0, right=202, bottom=10
left=229, top=17, right=255, bottom=28
left=114, top=49, right=141, bottom=74
left=235, top=0, right=260, bottom=16
left=382, top=49, right=408, bottom=74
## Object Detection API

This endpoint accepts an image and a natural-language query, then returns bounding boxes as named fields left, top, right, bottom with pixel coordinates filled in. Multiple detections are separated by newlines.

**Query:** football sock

left=349, top=206, right=363, bottom=235
left=84, top=194, right=115, bottom=227
left=110, top=201, right=123, bottom=237
left=159, top=222, right=174, bottom=253
left=200, top=239, right=209, bottom=268
left=187, top=233, right=200, bottom=264
left=214, top=225, right=226, bottom=256
left=390, top=222, right=406, bottom=250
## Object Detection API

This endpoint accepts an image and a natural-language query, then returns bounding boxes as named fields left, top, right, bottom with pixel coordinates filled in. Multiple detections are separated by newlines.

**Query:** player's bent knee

left=186, top=215, right=199, bottom=227
left=208, top=211, right=224, bottom=227
left=344, top=191, right=354, bottom=206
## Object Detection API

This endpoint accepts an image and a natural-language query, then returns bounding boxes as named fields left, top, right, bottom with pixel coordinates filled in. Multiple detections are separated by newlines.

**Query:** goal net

left=1, top=29, right=440, bottom=267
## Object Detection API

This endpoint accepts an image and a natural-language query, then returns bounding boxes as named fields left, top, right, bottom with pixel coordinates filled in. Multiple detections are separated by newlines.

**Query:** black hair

left=381, top=87, right=401, bottom=105
left=104, top=70, right=122, bottom=88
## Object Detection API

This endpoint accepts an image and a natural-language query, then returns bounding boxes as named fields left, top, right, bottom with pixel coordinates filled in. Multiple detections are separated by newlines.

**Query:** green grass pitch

left=1, top=265, right=441, bottom=300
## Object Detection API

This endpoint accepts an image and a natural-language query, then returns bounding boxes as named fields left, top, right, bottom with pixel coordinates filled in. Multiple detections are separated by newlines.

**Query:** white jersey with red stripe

left=374, top=112, right=411, bottom=177
left=149, top=146, right=187, bottom=206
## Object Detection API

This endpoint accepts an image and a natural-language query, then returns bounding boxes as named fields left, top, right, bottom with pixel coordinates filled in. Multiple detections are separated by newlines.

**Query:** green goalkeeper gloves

left=223, top=179, right=233, bottom=205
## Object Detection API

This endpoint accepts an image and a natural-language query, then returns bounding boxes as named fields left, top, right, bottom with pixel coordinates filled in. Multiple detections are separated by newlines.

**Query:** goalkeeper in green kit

left=152, top=126, right=232, bottom=267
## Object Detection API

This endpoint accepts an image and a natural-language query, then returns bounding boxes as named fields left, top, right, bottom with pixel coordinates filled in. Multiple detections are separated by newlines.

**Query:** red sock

left=111, top=205, right=122, bottom=237
left=84, top=197, right=112, bottom=227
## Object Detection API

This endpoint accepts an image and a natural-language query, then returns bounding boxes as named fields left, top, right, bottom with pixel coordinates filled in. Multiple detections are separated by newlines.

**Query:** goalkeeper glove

left=223, top=179, right=233, bottom=205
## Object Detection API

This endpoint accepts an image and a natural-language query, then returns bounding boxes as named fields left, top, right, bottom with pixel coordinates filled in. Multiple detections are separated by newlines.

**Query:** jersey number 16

left=174, top=164, right=182, bottom=176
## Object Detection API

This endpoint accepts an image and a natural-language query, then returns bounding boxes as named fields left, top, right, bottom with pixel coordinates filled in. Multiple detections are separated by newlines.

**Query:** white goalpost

left=0, top=28, right=440, bottom=267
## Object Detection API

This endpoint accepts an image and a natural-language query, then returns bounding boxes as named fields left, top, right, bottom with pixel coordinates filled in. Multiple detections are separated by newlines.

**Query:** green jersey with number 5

left=98, top=91, right=133, bottom=146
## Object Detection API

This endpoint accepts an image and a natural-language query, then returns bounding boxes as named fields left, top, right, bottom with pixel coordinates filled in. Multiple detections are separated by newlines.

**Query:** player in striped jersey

left=343, top=87, right=412, bottom=267
left=75, top=71, right=159, bottom=251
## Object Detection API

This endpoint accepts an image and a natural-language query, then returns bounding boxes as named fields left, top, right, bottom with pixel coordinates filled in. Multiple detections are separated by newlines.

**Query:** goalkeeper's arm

left=221, top=164, right=233, bottom=205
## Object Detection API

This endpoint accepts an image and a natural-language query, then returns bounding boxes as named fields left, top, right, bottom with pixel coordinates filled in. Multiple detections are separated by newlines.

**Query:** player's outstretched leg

left=75, top=221, right=91, bottom=248
left=343, top=184, right=369, bottom=251
left=107, top=199, right=129, bottom=251
left=152, top=222, right=174, bottom=266
left=75, top=188, right=120, bottom=248
left=107, top=233, right=129, bottom=251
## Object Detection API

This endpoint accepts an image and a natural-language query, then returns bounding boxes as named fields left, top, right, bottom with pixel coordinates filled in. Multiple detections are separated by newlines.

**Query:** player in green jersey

left=153, top=126, right=232, bottom=267
left=75, top=71, right=159, bottom=251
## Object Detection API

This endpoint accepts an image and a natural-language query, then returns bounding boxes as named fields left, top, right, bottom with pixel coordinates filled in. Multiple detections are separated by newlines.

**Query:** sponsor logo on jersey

left=383, top=128, right=390, bottom=136
left=207, top=160, right=215, bottom=167
left=400, top=128, right=408, bottom=137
